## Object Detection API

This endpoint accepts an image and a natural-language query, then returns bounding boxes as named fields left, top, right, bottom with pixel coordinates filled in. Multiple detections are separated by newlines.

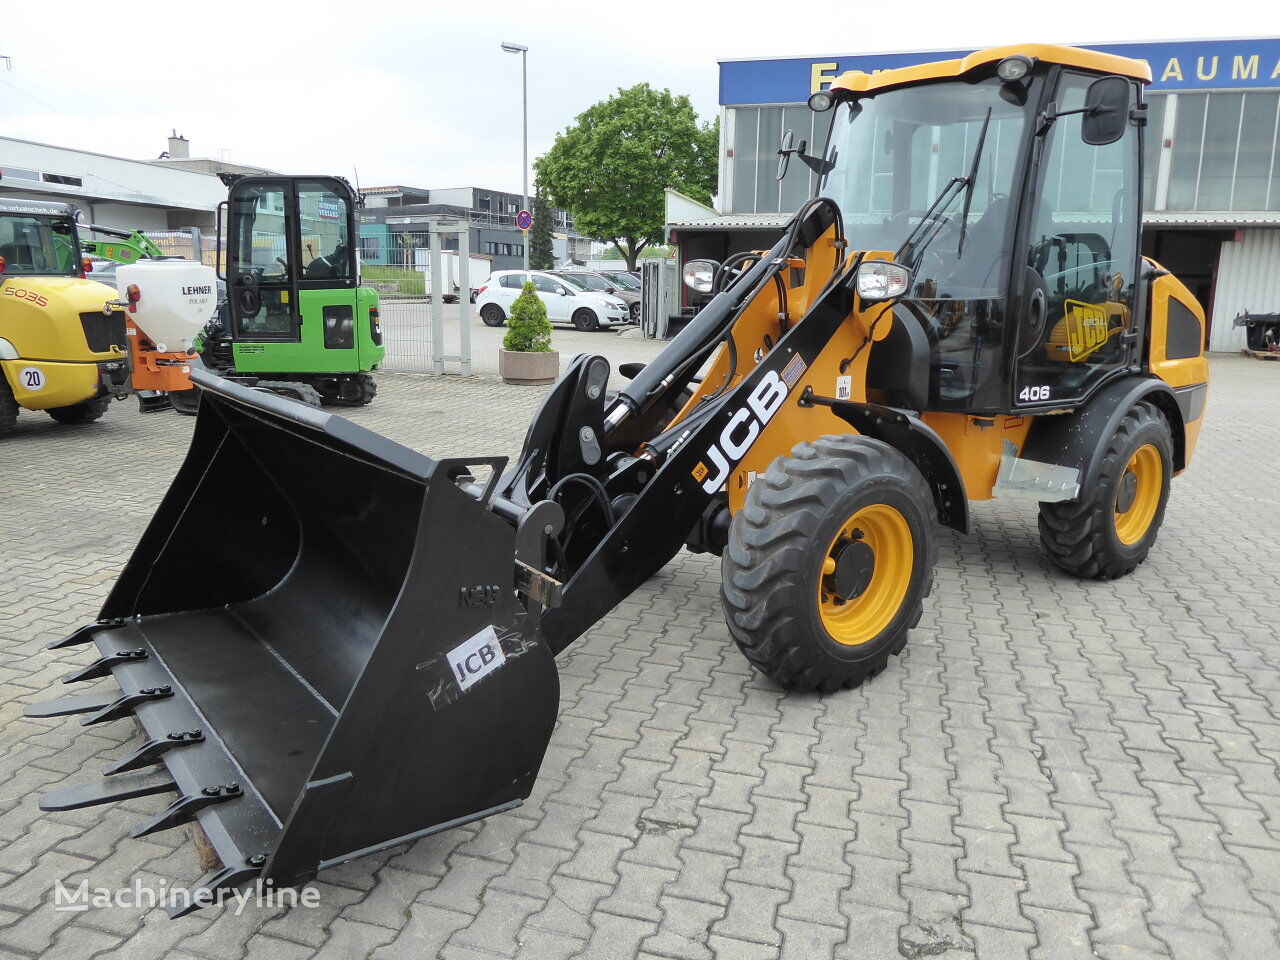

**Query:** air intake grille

left=80, top=312, right=128, bottom=353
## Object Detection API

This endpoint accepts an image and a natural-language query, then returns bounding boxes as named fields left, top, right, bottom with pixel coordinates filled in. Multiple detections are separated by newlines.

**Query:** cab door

left=1013, top=71, right=1142, bottom=408
left=226, top=179, right=300, bottom=343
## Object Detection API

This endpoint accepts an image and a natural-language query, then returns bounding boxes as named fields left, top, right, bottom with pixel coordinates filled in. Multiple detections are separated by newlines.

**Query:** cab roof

left=0, top=196, right=76, bottom=218
left=829, top=43, right=1152, bottom=96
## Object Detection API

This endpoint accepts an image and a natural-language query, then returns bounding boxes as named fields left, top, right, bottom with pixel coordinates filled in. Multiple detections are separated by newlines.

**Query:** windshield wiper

left=956, top=108, right=992, bottom=259
left=895, top=107, right=993, bottom=270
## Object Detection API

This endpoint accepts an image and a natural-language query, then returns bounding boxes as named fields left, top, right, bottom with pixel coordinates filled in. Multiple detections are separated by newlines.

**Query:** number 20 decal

left=20, top=367, right=46, bottom=391
left=1019, top=385, right=1050, bottom=402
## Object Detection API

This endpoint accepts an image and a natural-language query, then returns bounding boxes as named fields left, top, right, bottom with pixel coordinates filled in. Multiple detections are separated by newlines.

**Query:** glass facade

left=727, top=90, right=1280, bottom=215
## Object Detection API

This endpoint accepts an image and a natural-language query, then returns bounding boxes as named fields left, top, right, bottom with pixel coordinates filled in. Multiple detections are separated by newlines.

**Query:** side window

left=297, top=181, right=352, bottom=282
left=530, top=275, right=559, bottom=294
left=232, top=184, right=289, bottom=282
left=499, top=273, right=526, bottom=289
left=1017, top=72, right=1140, bottom=405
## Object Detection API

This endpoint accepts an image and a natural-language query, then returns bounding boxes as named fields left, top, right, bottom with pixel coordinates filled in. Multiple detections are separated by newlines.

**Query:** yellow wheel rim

left=1113, top=443, right=1162, bottom=546
left=817, top=504, right=913, bottom=646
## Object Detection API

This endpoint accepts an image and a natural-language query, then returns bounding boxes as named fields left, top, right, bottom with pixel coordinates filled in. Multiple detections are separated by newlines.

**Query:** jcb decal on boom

left=692, top=368, right=795, bottom=494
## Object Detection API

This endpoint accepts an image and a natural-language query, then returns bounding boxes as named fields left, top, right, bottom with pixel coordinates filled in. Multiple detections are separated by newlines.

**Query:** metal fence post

left=458, top=226, right=471, bottom=376
left=429, top=222, right=444, bottom=375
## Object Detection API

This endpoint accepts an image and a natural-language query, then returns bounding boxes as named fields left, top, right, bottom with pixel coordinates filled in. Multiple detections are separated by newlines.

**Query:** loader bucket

left=26, top=370, right=561, bottom=913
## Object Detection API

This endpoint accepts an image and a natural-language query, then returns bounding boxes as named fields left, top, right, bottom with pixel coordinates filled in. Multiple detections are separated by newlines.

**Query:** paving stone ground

left=1, top=346, right=1278, bottom=960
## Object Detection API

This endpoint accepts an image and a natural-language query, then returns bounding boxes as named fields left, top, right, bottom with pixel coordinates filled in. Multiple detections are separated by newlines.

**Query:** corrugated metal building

left=708, top=37, right=1280, bottom=351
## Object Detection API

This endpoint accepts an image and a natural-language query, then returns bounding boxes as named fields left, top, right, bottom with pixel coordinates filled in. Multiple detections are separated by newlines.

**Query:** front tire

left=0, top=377, right=18, bottom=437
left=47, top=396, right=111, bottom=425
left=480, top=304, right=506, bottom=327
left=721, top=436, right=937, bottom=692
left=572, top=308, right=600, bottom=332
left=1038, top=401, right=1173, bottom=579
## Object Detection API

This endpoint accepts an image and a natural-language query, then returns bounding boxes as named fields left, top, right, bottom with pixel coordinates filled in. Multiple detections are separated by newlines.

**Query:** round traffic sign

left=516, top=209, right=533, bottom=231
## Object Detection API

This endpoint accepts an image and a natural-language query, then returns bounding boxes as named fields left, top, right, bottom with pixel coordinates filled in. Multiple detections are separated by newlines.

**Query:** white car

left=475, top=270, right=628, bottom=331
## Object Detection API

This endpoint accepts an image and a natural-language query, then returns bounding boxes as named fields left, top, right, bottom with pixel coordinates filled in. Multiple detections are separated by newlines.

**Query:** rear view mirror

left=1082, top=76, right=1130, bottom=145
left=777, top=129, right=795, bottom=181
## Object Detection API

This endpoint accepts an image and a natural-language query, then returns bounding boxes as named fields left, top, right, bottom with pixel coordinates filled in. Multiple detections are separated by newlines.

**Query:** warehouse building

left=678, top=37, right=1280, bottom=351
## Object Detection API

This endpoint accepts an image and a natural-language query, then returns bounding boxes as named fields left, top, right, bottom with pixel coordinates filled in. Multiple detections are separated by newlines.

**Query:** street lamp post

left=501, top=41, right=529, bottom=270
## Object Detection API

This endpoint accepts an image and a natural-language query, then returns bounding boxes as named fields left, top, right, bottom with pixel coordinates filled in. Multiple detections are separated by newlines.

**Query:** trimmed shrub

left=503, top=281, right=553, bottom=352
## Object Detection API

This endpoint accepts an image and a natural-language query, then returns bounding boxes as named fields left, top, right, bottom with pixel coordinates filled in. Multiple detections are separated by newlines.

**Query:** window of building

left=41, top=173, right=82, bottom=187
left=0, top=167, right=40, bottom=182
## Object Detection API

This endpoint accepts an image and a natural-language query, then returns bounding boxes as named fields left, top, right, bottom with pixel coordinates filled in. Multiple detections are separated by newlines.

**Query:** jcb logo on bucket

left=447, top=626, right=506, bottom=692
left=693, top=370, right=790, bottom=494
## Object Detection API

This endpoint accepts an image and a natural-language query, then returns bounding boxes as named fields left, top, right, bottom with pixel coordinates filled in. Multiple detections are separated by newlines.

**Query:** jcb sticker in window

left=1063, top=300, right=1114, bottom=362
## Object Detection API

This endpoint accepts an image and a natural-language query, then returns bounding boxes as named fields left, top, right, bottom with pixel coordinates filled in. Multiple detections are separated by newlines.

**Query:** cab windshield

left=820, top=75, right=1033, bottom=409
left=0, top=214, right=78, bottom=276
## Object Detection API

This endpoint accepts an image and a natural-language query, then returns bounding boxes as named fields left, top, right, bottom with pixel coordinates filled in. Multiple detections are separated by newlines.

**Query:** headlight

left=682, top=259, right=718, bottom=294
left=855, top=260, right=912, bottom=302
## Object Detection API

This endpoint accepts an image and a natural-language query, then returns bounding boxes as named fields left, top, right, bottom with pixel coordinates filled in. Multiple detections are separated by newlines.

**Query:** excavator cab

left=213, top=175, right=383, bottom=404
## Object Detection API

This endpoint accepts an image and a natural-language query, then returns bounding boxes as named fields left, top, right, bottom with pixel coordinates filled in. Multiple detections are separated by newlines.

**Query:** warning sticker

left=779, top=353, right=807, bottom=388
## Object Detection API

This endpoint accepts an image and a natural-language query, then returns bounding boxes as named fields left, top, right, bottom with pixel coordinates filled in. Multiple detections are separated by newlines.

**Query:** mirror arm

left=1036, top=101, right=1100, bottom=135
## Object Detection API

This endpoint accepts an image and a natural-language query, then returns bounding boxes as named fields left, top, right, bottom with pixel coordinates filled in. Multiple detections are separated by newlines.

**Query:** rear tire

left=481, top=304, right=506, bottom=327
left=47, top=396, right=111, bottom=425
left=0, top=376, right=18, bottom=437
left=572, top=309, right=600, bottom=332
left=1038, top=401, right=1173, bottom=579
left=629, top=302, right=641, bottom=323
left=721, top=435, right=937, bottom=692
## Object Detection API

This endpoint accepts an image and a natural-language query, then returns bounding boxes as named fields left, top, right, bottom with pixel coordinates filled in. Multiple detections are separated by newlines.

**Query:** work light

left=808, top=90, right=836, bottom=112
left=682, top=259, right=718, bottom=294
left=997, top=56, right=1033, bottom=81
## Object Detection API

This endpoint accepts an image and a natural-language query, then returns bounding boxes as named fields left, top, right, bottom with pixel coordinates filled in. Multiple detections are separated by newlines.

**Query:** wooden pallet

left=1241, top=348, right=1280, bottom=361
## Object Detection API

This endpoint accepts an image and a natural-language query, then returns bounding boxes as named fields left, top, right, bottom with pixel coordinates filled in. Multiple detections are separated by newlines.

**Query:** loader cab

left=0, top=199, right=83, bottom=278
left=817, top=56, right=1144, bottom=415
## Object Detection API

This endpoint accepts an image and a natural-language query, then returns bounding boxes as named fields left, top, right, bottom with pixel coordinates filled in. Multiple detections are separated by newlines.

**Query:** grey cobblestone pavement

left=1, top=352, right=1278, bottom=960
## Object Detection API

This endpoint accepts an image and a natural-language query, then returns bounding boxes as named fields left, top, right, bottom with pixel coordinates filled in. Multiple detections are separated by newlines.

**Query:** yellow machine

left=27, top=45, right=1211, bottom=908
left=0, top=198, right=130, bottom=435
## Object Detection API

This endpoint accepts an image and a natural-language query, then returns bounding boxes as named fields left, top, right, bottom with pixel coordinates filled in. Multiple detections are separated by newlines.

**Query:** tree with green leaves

left=503, top=281, right=553, bottom=352
left=528, top=186, right=555, bottom=271
left=536, top=83, right=718, bottom=271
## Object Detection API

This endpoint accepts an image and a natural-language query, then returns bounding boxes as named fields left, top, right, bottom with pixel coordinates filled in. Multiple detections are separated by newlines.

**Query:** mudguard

left=1019, top=375, right=1186, bottom=490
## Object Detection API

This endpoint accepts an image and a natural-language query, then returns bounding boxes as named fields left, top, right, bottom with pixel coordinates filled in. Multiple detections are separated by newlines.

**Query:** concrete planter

left=499, top=349, right=560, bottom=386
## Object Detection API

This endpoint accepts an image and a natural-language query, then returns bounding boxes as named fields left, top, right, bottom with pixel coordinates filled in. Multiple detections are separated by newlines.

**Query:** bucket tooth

left=104, top=731, right=205, bottom=776
left=81, top=685, right=174, bottom=726
left=48, top=619, right=127, bottom=650
left=63, top=648, right=148, bottom=684
left=24, top=693, right=118, bottom=719
left=132, top=783, right=243, bottom=839
left=40, top=769, right=177, bottom=811
left=168, top=859, right=265, bottom=918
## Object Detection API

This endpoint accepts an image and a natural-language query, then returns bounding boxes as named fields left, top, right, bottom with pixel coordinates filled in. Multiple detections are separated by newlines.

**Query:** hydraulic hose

left=606, top=197, right=846, bottom=435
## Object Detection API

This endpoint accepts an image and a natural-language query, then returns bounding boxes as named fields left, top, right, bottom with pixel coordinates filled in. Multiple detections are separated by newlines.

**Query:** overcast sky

left=2, top=1, right=1276, bottom=196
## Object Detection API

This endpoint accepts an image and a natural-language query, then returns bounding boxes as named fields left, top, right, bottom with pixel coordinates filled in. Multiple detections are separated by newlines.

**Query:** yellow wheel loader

left=0, top=199, right=131, bottom=435
left=27, top=44, right=1208, bottom=912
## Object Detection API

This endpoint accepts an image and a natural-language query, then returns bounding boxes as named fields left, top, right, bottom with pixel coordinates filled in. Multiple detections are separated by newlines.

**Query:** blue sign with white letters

left=719, top=38, right=1280, bottom=105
